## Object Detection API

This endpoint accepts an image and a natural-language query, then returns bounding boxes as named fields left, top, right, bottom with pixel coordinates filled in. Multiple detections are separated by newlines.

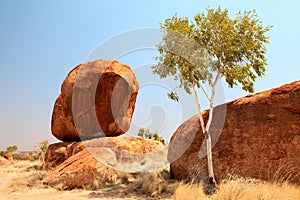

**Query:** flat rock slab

left=44, top=137, right=168, bottom=189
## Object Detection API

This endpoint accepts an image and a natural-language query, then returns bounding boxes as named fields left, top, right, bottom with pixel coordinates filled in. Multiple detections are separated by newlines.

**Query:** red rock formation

left=168, top=81, right=300, bottom=184
left=51, top=60, right=139, bottom=141
left=4, top=153, right=13, bottom=161
left=44, top=137, right=167, bottom=189
left=17, top=153, right=33, bottom=161
left=44, top=141, right=86, bottom=170
left=44, top=148, right=115, bottom=189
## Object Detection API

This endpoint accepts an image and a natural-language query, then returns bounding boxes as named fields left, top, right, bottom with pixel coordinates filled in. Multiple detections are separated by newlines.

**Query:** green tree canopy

left=6, top=145, right=18, bottom=153
left=153, top=7, right=272, bottom=93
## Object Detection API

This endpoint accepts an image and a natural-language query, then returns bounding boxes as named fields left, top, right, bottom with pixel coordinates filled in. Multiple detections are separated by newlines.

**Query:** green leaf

left=153, top=6, right=272, bottom=94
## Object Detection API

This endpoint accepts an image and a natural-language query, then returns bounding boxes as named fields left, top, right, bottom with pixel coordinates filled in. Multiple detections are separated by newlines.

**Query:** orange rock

left=18, top=153, right=33, bottom=161
left=44, top=148, right=115, bottom=190
left=44, top=137, right=167, bottom=189
left=51, top=60, right=139, bottom=141
left=4, top=153, right=13, bottom=161
left=169, top=81, right=300, bottom=184
left=44, top=142, right=85, bottom=170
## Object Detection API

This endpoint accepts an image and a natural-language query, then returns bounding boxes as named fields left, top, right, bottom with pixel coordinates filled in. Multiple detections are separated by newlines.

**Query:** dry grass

left=2, top=160, right=299, bottom=200
left=175, top=176, right=300, bottom=200
left=116, top=170, right=177, bottom=198
left=135, top=172, right=171, bottom=197
left=1, top=160, right=175, bottom=199
left=175, top=183, right=209, bottom=200
left=7, top=161, right=47, bottom=192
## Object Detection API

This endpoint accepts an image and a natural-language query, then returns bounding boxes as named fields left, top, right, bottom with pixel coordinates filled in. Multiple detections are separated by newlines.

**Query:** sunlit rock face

left=169, top=81, right=300, bottom=184
left=51, top=60, right=139, bottom=141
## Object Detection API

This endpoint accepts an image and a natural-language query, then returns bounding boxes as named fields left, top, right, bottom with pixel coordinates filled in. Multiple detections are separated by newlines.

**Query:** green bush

left=6, top=145, right=18, bottom=153
left=137, top=128, right=166, bottom=145
left=0, top=150, right=5, bottom=157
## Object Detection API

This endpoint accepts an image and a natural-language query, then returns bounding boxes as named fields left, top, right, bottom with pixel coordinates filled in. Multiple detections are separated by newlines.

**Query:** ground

left=0, top=160, right=173, bottom=200
left=1, top=160, right=299, bottom=200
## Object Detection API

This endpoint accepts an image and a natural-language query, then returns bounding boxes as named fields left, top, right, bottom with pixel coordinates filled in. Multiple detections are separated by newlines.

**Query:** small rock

left=4, top=153, right=13, bottom=161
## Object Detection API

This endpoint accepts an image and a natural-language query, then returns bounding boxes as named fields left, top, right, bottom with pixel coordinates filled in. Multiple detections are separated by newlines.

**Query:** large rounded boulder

left=168, top=81, right=300, bottom=184
left=51, top=60, right=139, bottom=141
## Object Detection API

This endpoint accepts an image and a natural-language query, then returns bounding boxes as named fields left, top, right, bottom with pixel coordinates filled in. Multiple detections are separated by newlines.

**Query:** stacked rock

left=51, top=59, right=139, bottom=141
left=45, top=60, right=168, bottom=189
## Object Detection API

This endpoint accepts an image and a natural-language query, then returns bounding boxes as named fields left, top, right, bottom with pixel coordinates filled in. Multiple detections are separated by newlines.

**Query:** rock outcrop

left=4, top=153, right=13, bottom=161
left=168, top=81, right=300, bottom=184
left=44, top=137, right=168, bottom=189
left=0, top=157, right=10, bottom=165
left=51, top=60, right=139, bottom=141
left=45, top=147, right=115, bottom=190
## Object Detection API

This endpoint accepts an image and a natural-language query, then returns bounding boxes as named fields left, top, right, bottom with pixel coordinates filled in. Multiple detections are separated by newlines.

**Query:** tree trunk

left=206, top=132, right=216, bottom=184
left=192, top=72, right=221, bottom=185
left=192, top=84, right=217, bottom=185
left=205, top=73, right=221, bottom=185
left=192, top=85, right=205, bottom=133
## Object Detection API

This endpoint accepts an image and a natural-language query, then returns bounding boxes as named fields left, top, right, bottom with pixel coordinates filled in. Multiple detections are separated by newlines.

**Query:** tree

left=137, top=128, right=166, bottom=145
left=6, top=145, right=18, bottom=153
left=152, top=7, right=272, bottom=185
left=0, top=150, right=5, bottom=157
left=33, top=140, right=49, bottom=166
left=38, top=140, right=49, bottom=154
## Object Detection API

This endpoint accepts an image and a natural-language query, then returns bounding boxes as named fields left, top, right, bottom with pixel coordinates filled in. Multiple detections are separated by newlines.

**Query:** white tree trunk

left=205, top=73, right=221, bottom=185
left=206, top=133, right=215, bottom=184
left=192, top=84, right=217, bottom=185
left=192, top=73, right=221, bottom=185
left=192, top=85, right=205, bottom=134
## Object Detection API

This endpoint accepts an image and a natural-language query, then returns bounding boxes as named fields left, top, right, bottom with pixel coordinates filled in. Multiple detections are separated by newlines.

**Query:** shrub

left=32, top=140, right=49, bottom=162
left=6, top=145, right=18, bottom=153
left=137, top=128, right=166, bottom=145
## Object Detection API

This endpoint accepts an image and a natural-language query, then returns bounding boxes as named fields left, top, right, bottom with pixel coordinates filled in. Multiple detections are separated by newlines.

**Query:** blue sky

left=0, top=0, right=299, bottom=151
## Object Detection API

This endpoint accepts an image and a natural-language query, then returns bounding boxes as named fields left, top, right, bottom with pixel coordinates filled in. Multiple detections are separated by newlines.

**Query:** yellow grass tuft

left=137, top=172, right=169, bottom=196
left=175, top=182, right=209, bottom=200
left=175, top=177, right=300, bottom=200
left=130, top=170, right=177, bottom=197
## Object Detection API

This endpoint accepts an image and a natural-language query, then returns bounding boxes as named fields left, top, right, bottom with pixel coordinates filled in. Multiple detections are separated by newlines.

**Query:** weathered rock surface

left=169, top=81, right=300, bottom=184
left=0, top=157, right=10, bottom=165
left=45, top=148, right=115, bottom=189
left=51, top=60, right=139, bottom=141
left=44, top=137, right=168, bottom=189
left=4, top=153, right=13, bottom=161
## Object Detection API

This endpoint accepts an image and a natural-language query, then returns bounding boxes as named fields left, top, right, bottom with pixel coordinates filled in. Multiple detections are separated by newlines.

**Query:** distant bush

left=0, top=145, right=18, bottom=158
left=32, top=140, right=49, bottom=167
left=6, top=145, right=18, bottom=153
left=137, top=128, right=166, bottom=145
left=12, top=153, right=20, bottom=160
left=0, top=150, right=5, bottom=157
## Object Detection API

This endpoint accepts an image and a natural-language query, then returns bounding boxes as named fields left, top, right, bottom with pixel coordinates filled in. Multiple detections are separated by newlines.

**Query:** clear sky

left=0, top=0, right=299, bottom=151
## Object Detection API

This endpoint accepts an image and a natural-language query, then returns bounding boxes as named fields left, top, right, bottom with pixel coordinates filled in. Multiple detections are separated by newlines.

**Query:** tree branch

left=199, top=84, right=210, bottom=101
left=205, top=72, right=222, bottom=133
left=192, top=84, right=205, bottom=134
